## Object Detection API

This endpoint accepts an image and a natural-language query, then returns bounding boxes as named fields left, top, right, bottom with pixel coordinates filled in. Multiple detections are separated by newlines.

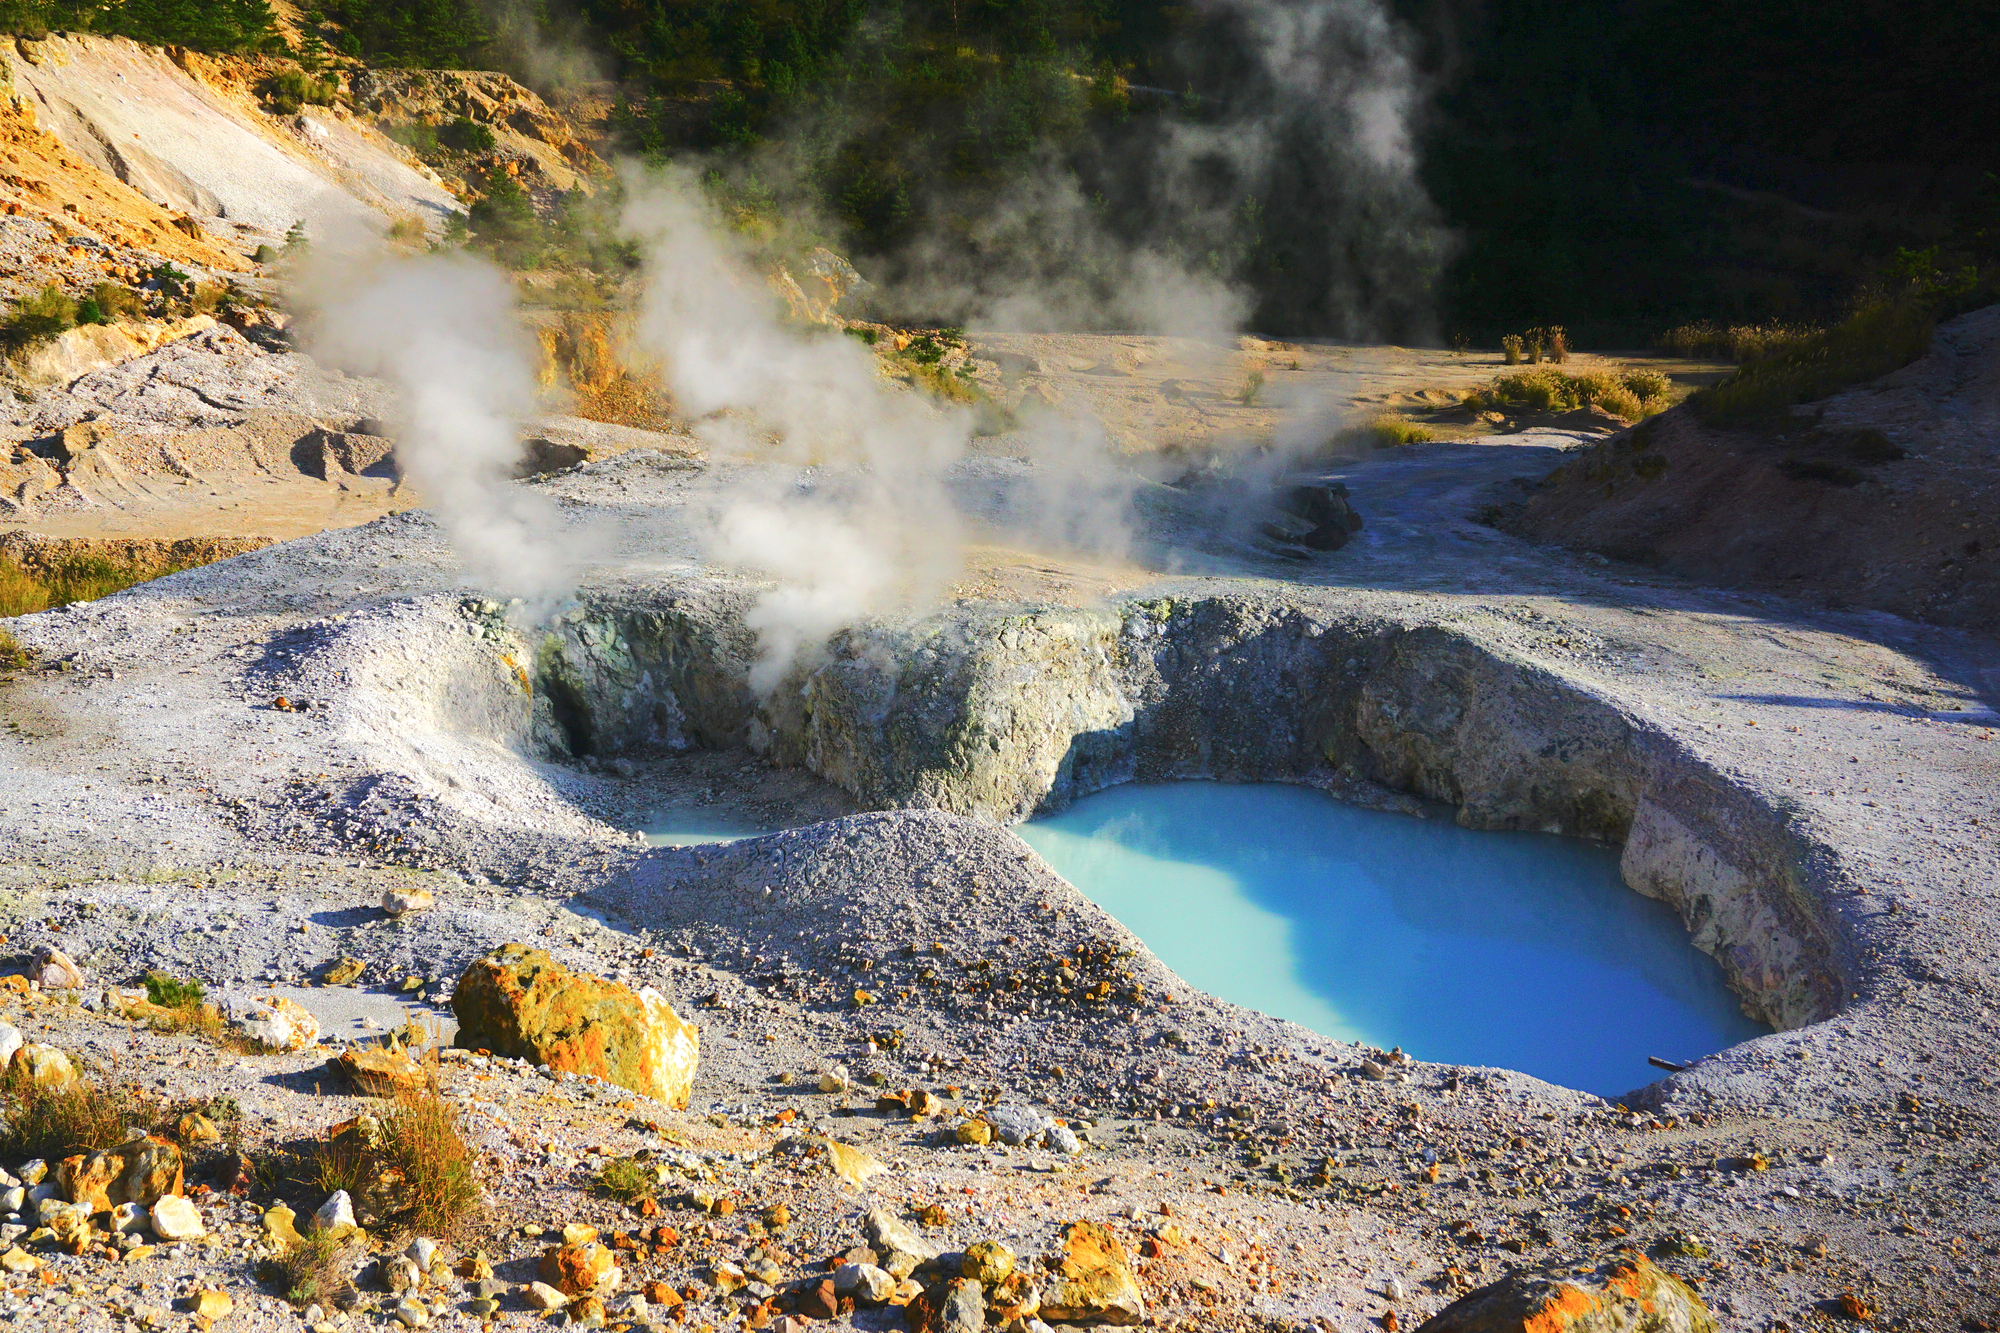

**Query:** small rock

left=231, top=994, right=320, bottom=1053
left=263, top=1204, right=303, bottom=1253
left=0, top=1246, right=39, bottom=1274
left=818, top=1064, right=852, bottom=1093
left=407, top=1237, right=441, bottom=1274
left=390, top=1297, right=431, bottom=1327
left=569, top=1295, right=606, bottom=1327
left=190, top=1289, right=233, bottom=1320
left=32, top=946, right=83, bottom=989
left=109, top=1203, right=149, bottom=1235
left=1038, top=1220, right=1145, bottom=1326
left=962, top=1239, right=1015, bottom=1285
left=541, top=1242, right=617, bottom=1296
left=175, top=1112, right=222, bottom=1145
left=822, top=1138, right=886, bottom=1188
left=524, top=1282, right=570, bottom=1311
left=313, top=1190, right=358, bottom=1235
left=1045, top=1124, right=1083, bottom=1156
left=986, top=1103, right=1049, bottom=1146
left=561, top=1223, right=598, bottom=1247
left=386, top=1254, right=421, bottom=1292
left=12, top=1043, right=78, bottom=1089
left=834, top=1262, right=895, bottom=1305
left=955, top=1118, right=993, bottom=1146
left=0, top=1022, right=22, bottom=1069
left=465, top=1298, right=499, bottom=1317
left=795, top=1277, right=838, bottom=1320
left=334, top=1046, right=428, bottom=1098
left=322, top=958, right=365, bottom=986
left=148, top=1195, right=204, bottom=1241
left=864, top=1207, right=940, bottom=1261
left=383, top=886, right=436, bottom=916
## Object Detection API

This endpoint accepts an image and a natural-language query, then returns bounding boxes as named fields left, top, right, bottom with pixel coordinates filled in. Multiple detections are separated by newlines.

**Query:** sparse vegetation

left=266, top=1229, right=363, bottom=1308
left=0, top=551, right=199, bottom=618
left=1693, top=302, right=1937, bottom=427
left=313, top=1071, right=481, bottom=1235
left=0, top=628, right=26, bottom=671
left=2, top=283, right=77, bottom=350
left=386, top=121, right=442, bottom=157
left=1238, top=370, right=1266, bottom=405
left=143, top=970, right=205, bottom=1010
left=0, top=1064, right=160, bottom=1162
left=1463, top=367, right=1676, bottom=420
left=91, top=282, right=145, bottom=321
left=1658, top=320, right=1821, bottom=363
left=1501, top=335, right=1523, bottom=365
left=593, top=1155, right=656, bottom=1204
left=440, top=117, right=496, bottom=154
left=261, top=68, right=338, bottom=117
left=1365, top=414, right=1437, bottom=447
left=387, top=216, right=427, bottom=245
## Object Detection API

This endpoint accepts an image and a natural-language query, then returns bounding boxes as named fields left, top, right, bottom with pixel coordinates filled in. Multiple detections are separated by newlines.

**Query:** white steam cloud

left=306, top=251, right=583, bottom=603
left=619, top=167, right=972, bottom=693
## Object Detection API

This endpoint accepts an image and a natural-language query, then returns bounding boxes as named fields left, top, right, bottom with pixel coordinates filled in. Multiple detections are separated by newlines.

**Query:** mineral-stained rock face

left=1038, top=1219, right=1145, bottom=1326
left=1416, top=1253, right=1715, bottom=1333
left=58, top=1136, right=184, bottom=1211
left=452, top=943, right=699, bottom=1107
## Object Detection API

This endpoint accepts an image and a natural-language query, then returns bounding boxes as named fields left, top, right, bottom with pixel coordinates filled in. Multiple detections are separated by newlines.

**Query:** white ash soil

left=0, top=372, right=1996, bottom=1332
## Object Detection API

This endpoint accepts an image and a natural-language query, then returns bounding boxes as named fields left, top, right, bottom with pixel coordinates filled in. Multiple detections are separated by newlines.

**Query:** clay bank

left=2, top=436, right=1998, bottom=1327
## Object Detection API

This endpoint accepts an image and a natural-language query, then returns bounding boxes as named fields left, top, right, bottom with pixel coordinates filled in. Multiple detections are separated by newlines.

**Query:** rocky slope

left=1496, top=303, right=2000, bottom=633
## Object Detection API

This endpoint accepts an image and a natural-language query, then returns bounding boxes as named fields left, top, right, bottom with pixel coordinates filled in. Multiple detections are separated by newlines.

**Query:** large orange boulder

left=452, top=944, right=699, bottom=1108
left=1417, top=1253, right=1715, bottom=1333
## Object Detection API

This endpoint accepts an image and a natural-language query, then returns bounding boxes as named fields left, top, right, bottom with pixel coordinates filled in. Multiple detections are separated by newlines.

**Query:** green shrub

left=261, top=68, right=337, bottom=116
left=441, top=117, right=496, bottom=153
left=1501, top=334, right=1523, bottom=365
left=1238, top=369, right=1265, bottom=405
left=0, top=627, right=26, bottom=671
left=2, top=283, right=76, bottom=349
left=143, top=971, right=206, bottom=1010
left=1464, top=366, right=1675, bottom=420
left=91, top=282, right=145, bottom=320
left=387, top=121, right=441, bottom=156
left=1694, top=302, right=1935, bottom=427
left=252, top=243, right=280, bottom=264
left=1658, top=320, right=1820, bottom=363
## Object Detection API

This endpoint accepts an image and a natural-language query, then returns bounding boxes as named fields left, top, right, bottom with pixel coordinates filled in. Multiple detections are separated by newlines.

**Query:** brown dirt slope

left=1497, top=302, right=2000, bottom=633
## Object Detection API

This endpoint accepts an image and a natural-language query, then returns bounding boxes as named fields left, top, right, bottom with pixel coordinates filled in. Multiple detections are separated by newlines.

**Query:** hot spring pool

left=1014, top=782, right=1767, bottom=1095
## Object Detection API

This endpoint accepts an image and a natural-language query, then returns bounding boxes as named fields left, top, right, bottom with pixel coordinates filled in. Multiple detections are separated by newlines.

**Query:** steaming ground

left=3, top=417, right=1999, bottom=1328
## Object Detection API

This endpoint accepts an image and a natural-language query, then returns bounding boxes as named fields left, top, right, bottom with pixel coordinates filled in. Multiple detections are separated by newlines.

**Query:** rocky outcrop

left=452, top=943, right=700, bottom=1107
left=531, top=589, right=1842, bottom=1031
left=1416, top=1252, right=1714, bottom=1333
left=58, top=1137, right=184, bottom=1212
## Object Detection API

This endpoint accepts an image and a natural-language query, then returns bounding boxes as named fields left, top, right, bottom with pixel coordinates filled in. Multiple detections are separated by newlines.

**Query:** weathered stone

left=110, top=1202, right=149, bottom=1234
left=12, top=1043, right=78, bottom=1089
left=863, top=1207, right=939, bottom=1261
left=834, top=1262, right=895, bottom=1304
left=148, top=1194, right=204, bottom=1241
left=190, top=1289, right=232, bottom=1320
left=231, top=994, right=320, bottom=1053
left=524, top=1281, right=569, bottom=1311
left=322, top=958, right=365, bottom=986
left=0, top=1022, right=21, bottom=1069
left=908, top=1277, right=986, bottom=1332
left=961, top=1240, right=1015, bottom=1285
left=822, top=1138, right=886, bottom=1188
left=955, top=1117, right=994, bottom=1146
left=452, top=943, right=699, bottom=1107
left=407, top=1237, right=441, bottom=1274
left=990, top=1271, right=1040, bottom=1322
left=0, top=1246, right=39, bottom=1274
left=58, top=1136, right=184, bottom=1211
left=390, top=1297, right=430, bottom=1327
left=382, top=886, right=435, bottom=916
left=385, top=1254, right=421, bottom=1292
left=175, top=1112, right=221, bottom=1145
left=1044, top=1124, right=1083, bottom=1155
left=795, top=1277, right=838, bottom=1319
left=313, top=1190, right=359, bottom=1236
left=1415, top=1254, right=1715, bottom=1333
left=986, top=1103, right=1048, bottom=1146
left=1038, top=1220, right=1144, bottom=1326
left=541, top=1241, right=617, bottom=1296
left=263, top=1204, right=303, bottom=1253
left=32, top=946, right=83, bottom=989
left=334, top=1045, right=428, bottom=1098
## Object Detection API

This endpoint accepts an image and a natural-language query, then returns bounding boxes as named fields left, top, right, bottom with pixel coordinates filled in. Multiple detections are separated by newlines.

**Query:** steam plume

left=306, top=251, right=582, bottom=603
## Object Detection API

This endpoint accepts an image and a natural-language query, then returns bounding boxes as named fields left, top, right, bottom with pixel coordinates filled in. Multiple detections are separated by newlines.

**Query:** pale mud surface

left=0, top=332, right=1997, bottom=1332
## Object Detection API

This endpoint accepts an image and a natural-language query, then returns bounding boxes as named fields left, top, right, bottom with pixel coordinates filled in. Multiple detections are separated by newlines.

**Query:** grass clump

left=1693, top=302, right=1936, bottom=427
left=0, top=1065, right=160, bottom=1162
left=314, top=1077, right=481, bottom=1235
left=2, top=283, right=76, bottom=350
left=593, top=1155, right=657, bottom=1204
left=386, top=216, right=427, bottom=245
left=1366, top=414, right=1436, bottom=447
left=266, top=1229, right=364, bottom=1307
left=143, top=971, right=206, bottom=1010
left=262, top=68, right=337, bottom=116
left=0, top=628, right=26, bottom=671
left=441, top=116, right=496, bottom=153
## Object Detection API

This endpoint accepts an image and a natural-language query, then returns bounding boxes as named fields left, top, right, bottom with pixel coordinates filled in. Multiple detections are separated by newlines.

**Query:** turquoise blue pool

left=1013, top=781, right=1767, bottom=1095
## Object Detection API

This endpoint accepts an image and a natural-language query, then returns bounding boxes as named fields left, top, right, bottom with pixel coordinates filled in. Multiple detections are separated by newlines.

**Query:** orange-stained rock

left=1415, top=1253, right=1716, bottom=1333
left=58, top=1137, right=184, bottom=1212
left=1038, top=1220, right=1145, bottom=1326
left=453, top=944, right=699, bottom=1107
left=540, top=1241, right=619, bottom=1297
left=333, top=1045, right=428, bottom=1098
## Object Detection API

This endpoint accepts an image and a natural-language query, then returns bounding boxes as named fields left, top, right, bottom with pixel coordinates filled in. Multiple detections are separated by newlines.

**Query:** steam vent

left=2, top=11, right=1998, bottom=1333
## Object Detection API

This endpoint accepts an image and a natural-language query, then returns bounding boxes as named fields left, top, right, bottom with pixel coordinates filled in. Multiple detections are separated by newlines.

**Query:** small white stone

left=148, top=1195, right=204, bottom=1241
left=406, top=1237, right=440, bottom=1274
left=109, top=1202, right=149, bottom=1234
left=313, top=1190, right=357, bottom=1233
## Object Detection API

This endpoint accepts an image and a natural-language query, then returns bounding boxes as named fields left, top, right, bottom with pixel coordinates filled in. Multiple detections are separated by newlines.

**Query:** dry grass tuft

left=0, top=552, right=199, bottom=618
left=1365, top=414, right=1437, bottom=447
left=0, top=627, right=26, bottom=671
left=312, top=1051, right=481, bottom=1237
left=266, top=1229, right=364, bottom=1307
left=0, top=1065, right=161, bottom=1162
left=1693, top=302, right=1935, bottom=426
left=1658, top=320, right=1821, bottom=363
